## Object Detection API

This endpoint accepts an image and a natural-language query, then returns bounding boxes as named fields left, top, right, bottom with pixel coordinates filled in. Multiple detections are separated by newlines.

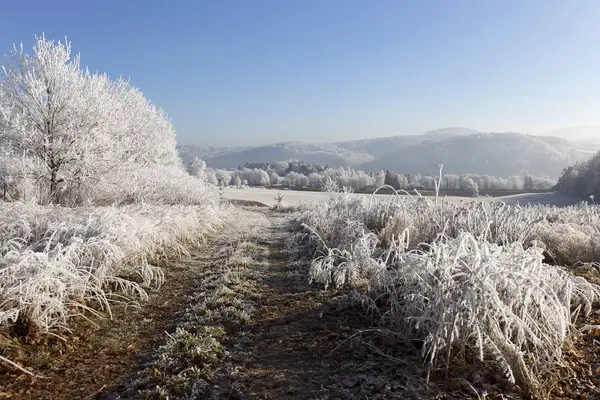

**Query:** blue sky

left=1, top=0, right=599, bottom=145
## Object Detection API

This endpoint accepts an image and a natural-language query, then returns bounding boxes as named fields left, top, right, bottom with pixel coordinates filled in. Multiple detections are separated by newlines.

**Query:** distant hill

left=177, top=144, right=252, bottom=164
left=179, top=142, right=375, bottom=169
left=358, top=133, right=591, bottom=177
left=423, top=127, right=479, bottom=137
left=179, top=129, right=594, bottom=178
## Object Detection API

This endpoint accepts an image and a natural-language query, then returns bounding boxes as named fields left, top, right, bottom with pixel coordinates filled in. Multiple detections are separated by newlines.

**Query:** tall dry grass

left=0, top=200, right=227, bottom=333
left=293, top=187, right=600, bottom=397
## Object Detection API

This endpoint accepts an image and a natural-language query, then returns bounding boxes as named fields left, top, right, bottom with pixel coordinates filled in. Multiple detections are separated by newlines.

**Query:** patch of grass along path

left=0, top=210, right=234, bottom=400
left=115, top=209, right=271, bottom=399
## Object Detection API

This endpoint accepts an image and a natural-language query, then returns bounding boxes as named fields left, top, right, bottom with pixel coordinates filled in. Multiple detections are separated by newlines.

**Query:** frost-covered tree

left=459, top=176, right=479, bottom=196
left=285, top=171, right=308, bottom=188
left=187, top=157, right=207, bottom=179
left=555, top=165, right=580, bottom=194
left=375, top=170, right=385, bottom=187
left=308, top=172, right=324, bottom=188
left=0, top=35, right=180, bottom=204
left=233, top=175, right=242, bottom=188
left=395, top=173, right=408, bottom=189
left=0, top=37, right=109, bottom=203
left=110, top=79, right=179, bottom=167
left=523, top=172, right=534, bottom=191
left=259, top=169, right=271, bottom=186
left=556, top=151, right=600, bottom=200
left=205, top=170, right=218, bottom=185
left=228, top=168, right=272, bottom=187
left=271, top=161, right=289, bottom=175
left=269, top=171, right=281, bottom=185
left=215, top=170, right=231, bottom=186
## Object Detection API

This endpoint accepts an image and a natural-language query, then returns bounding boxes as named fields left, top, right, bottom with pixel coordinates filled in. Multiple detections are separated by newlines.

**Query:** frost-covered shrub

left=534, top=222, right=599, bottom=265
left=373, top=233, right=599, bottom=395
left=88, top=165, right=222, bottom=206
left=0, top=201, right=227, bottom=332
left=297, top=192, right=549, bottom=255
left=532, top=203, right=600, bottom=265
left=294, top=191, right=600, bottom=397
left=295, top=190, right=372, bottom=251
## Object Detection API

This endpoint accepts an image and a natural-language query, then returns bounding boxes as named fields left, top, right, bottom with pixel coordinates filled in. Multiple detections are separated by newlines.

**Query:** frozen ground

left=223, top=187, right=583, bottom=207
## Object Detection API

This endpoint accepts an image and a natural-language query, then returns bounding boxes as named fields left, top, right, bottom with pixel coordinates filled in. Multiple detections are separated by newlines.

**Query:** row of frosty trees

left=188, top=158, right=556, bottom=193
left=556, top=151, right=600, bottom=201
left=0, top=35, right=181, bottom=206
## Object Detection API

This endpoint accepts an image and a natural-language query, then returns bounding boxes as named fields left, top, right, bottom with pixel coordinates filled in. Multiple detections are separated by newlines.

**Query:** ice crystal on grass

left=375, top=233, right=598, bottom=394
left=0, top=202, right=227, bottom=333
left=294, top=192, right=600, bottom=397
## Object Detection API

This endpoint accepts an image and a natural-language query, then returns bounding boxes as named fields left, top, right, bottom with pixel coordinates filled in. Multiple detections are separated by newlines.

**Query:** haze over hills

left=179, top=128, right=599, bottom=178
left=547, top=126, right=600, bottom=150
left=359, top=133, right=591, bottom=177
left=422, top=127, right=480, bottom=137
left=547, top=126, right=600, bottom=141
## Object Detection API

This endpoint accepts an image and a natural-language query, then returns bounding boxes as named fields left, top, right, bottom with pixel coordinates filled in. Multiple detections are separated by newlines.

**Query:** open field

left=223, top=186, right=583, bottom=208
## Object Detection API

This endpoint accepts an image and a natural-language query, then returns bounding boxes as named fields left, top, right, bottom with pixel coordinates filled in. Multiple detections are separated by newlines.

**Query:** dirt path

left=108, top=207, right=434, bottom=399
left=204, top=209, right=426, bottom=399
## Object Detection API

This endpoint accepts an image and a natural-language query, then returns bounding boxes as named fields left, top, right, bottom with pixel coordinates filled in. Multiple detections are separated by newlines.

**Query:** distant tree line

left=185, top=158, right=556, bottom=194
left=244, top=160, right=329, bottom=176
left=555, top=151, right=600, bottom=201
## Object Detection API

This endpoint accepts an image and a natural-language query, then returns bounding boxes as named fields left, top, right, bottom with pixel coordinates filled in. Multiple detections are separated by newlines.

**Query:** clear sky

left=1, top=0, right=599, bottom=145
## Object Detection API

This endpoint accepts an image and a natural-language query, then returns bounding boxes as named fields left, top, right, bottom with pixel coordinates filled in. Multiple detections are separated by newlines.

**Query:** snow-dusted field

left=223, top=187, right=581, bottom=207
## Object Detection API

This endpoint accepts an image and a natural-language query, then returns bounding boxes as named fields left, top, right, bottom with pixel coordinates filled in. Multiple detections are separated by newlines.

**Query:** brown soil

left=202, top=213, right=429, bottom=399
left=226, top=199, right=269, bottom=207
left=0, top=238, right=229, bottom=399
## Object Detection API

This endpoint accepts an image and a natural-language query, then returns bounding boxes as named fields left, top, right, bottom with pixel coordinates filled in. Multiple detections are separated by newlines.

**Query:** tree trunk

left=49, top=160, right=59, bottom=204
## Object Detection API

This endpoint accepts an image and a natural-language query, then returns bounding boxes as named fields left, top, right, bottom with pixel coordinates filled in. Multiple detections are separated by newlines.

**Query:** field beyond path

left=222, top=187, right=582, bottom=208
